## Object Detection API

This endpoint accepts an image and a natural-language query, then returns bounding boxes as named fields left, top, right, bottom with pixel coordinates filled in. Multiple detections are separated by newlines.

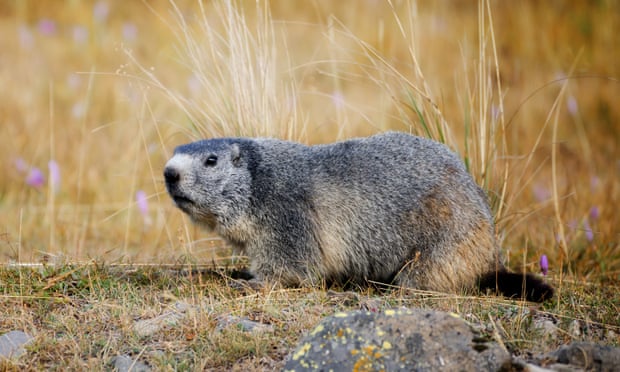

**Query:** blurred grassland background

left=0, top=0, right=618, bottom=284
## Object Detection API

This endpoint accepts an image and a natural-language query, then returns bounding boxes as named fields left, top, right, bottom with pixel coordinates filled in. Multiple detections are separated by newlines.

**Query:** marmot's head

left=163, top=139, right=252, bottom=229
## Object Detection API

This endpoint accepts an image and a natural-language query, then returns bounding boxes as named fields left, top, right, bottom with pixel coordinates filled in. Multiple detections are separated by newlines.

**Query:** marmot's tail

left=478, top=271, right=554, bottom=302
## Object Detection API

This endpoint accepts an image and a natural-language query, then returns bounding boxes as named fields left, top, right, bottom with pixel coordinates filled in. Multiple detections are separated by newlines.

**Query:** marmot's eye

left=204, top=155, right=218, bottom=167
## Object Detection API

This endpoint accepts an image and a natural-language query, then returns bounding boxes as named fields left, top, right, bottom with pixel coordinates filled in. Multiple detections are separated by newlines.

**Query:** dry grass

left=0, top=0, right=619, bottom=369
left=1, top=264, right=618, bottom=370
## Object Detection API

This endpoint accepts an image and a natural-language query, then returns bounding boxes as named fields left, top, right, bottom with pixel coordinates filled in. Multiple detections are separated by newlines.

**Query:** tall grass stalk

left=47, top=82, right=57, bottom=254
left=379, top=0, right=510, bottom=217
left=550, top=56, right=582, bottom=304
left=134, top=0, right=302, bottom=140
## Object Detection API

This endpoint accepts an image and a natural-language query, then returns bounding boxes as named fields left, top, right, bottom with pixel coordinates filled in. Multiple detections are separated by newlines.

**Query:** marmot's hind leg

left=396, top=219, right=499, bottom=295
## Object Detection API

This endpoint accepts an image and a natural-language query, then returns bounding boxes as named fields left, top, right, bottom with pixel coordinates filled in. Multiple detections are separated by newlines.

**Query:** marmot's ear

left=230, top=143, right=242, bottom=167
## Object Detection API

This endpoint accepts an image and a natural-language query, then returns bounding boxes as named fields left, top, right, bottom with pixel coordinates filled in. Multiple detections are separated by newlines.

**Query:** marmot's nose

left=164, top=166, right=180, bottom=185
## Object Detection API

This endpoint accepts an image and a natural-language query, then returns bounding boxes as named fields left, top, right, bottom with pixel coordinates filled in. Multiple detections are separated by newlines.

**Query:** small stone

left=568, top=320, right=581, bottom=338
left=133, top=301, right=191, bottom=337
left=216, top=315, right=274, bottom=333
left=110, top=354, right=151, bottom=372
left=533, top=318, right=559, bottom=339
left=524, top=363, right=560, bottom=372
left=359, top=298, right=383, bottom=312
left=0, top=330, right=33, bottom=359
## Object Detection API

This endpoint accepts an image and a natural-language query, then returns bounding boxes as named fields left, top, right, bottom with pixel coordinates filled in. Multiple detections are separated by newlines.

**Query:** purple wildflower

left=589, top=206, right=600, bottom=221
left=539, top=255, right=549, bottom=276
left=136, top=190, right=152, bottom=226
left=48, top=160, right=60, bottom=193
left=332, top=91, right=345, bottom=110
left=14, top=158, right=28, bottom=173
left=533, top=184, right=551, bottom=202
left=491, top=105, right=500, bottom=120
left=122, top=22, right=138, bottom=42
left=568, top=219, right=578, bottom=232
left=72, top=25, right=89, bottom=45
left=583, top=219, right=593, bottom=242
left=566, top=95, right=578, bottom=116
left=26, top=168, right=45, bottom=188
left=93, top=1, right=110, bottom=23
left=37, top=19, right=57, bottom=36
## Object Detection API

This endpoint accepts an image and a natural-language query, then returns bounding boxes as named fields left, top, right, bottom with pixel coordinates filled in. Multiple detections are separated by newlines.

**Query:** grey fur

left=164, top=132, right=553, bottom=301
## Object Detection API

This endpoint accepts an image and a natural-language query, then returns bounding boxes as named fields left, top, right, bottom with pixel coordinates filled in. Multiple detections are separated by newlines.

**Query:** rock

left=549, top=342, right=620, bottom=372
left=0, top=330, right=33, bottom=359
left=284, top=308, right=511, bottom=371
left=523, top=363, right=558, bottom=372
left=568, top=320, right=582, bottom=338
left=216, top=315, right=274, bottom=333
left=110, top=354, right=151, bottom=372
left=533, top=318, right=560, bottom=337
left=133, top=301, right=191, bottom=337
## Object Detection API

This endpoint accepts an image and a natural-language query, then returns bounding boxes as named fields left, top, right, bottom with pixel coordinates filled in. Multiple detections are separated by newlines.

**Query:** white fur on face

left=165, top=153, right=195, bottom=178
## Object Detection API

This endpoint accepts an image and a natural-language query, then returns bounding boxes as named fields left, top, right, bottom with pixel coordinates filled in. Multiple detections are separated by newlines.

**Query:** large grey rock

left=548, top=342, right=620, bottom=372
left=0, top=330, right=33, bottom=359
left=284, top=308, right=511, bottom=371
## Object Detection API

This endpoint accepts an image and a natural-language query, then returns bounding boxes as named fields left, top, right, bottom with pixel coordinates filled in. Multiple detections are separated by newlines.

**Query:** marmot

left=164, top=132, right=553, bottom=302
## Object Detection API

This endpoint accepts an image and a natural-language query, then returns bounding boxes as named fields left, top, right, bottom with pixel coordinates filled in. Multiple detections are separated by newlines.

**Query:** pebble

left=110, top=354, right=151, bottom=372
left=0, top=330, right=33, bottom=359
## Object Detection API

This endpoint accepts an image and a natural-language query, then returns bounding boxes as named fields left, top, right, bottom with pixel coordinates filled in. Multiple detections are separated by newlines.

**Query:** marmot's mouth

left=173, top=195, right=194, bottom=206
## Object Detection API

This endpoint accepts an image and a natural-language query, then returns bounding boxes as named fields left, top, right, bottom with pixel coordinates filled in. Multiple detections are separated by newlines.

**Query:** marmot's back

left=164, top=132, right=554, bottom=302
left=296, top=132, right=496, bottom=288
